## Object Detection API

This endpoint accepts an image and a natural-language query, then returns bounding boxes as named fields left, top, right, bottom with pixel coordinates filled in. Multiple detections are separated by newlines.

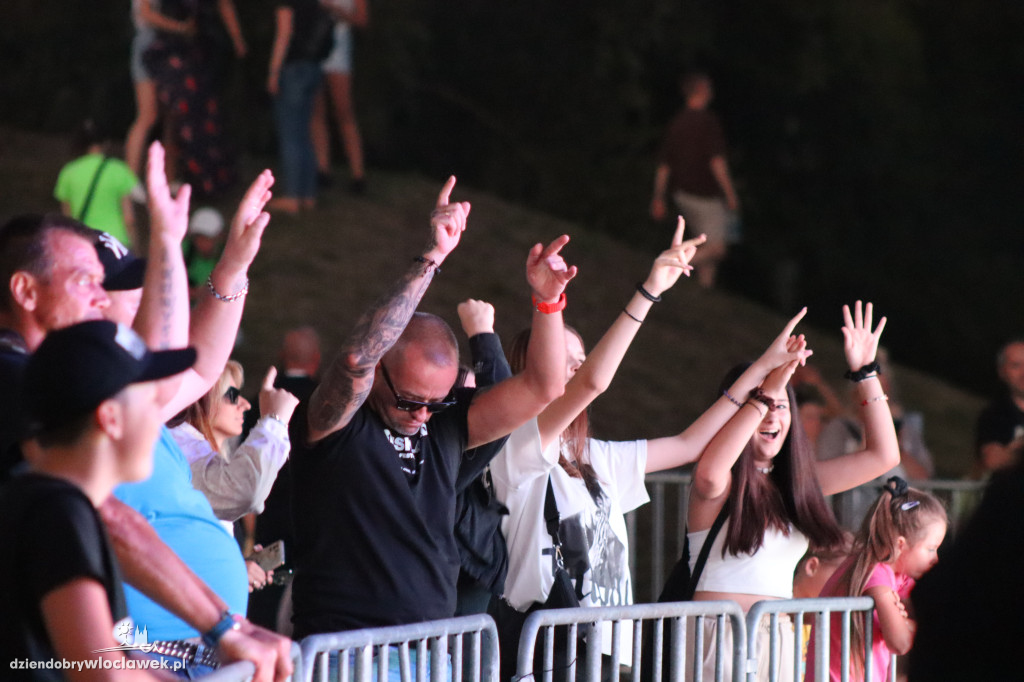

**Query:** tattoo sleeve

left=308, top=260, right=437, bottom=436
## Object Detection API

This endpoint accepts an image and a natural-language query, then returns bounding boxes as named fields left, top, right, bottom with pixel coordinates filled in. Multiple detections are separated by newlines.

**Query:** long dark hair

left=717, top=363, right=844, bottom=556
left=508, top=326, right=602, bottom=498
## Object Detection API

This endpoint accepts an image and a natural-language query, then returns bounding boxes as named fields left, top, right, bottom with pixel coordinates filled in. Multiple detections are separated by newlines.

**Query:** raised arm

left=458, top=299, right=512, bottom=386
left=687, top=313, right=812, bottom=528
left=135, top=142, right=189, bottom=352
left=133, top=142, right=192, bottom=406
left=186, top=368, right=299, bottom=521
left=159, top=171, right=274, bottom=419
left=307, top=177, right=468, bottom=443
left=465, top=236, right=576, bottom=449
left=814, top=301, right=900, bottom=494
left=536, top=218, right=703, bottom=449
left=646, top=308, right=814, bottom=472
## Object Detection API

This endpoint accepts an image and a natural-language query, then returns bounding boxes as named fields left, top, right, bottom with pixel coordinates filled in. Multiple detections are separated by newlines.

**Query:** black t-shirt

left=0, top=473, right=127, bottom=679
left=290, top=391, right=477, bottom=637
left=974, top=394, right=1024, bottom=456
left=657, top=108, right=728, bottom=197
left=0, top=328, right=29, bottom=481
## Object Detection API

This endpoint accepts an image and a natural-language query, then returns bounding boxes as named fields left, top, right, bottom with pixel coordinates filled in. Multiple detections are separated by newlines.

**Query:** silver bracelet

left=262, top=413, right=285, bottom=426
left=207, top=275, right=249, bottom=303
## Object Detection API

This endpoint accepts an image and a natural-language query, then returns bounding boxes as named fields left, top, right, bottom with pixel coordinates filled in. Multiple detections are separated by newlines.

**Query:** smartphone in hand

left=250, top=539, right=285, bottom=572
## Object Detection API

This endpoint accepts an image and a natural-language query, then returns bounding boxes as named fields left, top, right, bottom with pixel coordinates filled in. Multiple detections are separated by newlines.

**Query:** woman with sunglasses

left=169, top=361, right=299, bottom=542
left=488, top=220, right=811, bottom=679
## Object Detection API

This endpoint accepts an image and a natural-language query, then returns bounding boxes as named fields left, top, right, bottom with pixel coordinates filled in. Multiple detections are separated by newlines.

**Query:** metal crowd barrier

left=299, top=614, right=499, bottom=682
left=627, top=472, right=987, bottom=602
left=745, top=597, right=884, bottom=682
left=516, top=601, right=746, bottom=682
left=192, top=641, right=301, bottom=682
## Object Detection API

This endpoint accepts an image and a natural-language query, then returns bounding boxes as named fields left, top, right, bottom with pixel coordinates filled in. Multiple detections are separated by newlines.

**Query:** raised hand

left=457, top=299, right=496, bottom=337
left=424, top=176, right=470, bottom=264
left=754, top=307, right=813, bottom=375
left=146, top=141, right=191, bottom=243
left=526, top=235, right=578, bottom=304
left=643, top=216, right=708, bottom=297
left=761, top=335, right=808, bottom=396
left=258, top=366, right=299, bottom=425
left=841, top=300, right=886, bottom=370
left=219, top=170, right=274, bottom=275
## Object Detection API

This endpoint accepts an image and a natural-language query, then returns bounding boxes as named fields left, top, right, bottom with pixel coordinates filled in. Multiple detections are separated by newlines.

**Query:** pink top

left=805, top=559, right=914, bottom=682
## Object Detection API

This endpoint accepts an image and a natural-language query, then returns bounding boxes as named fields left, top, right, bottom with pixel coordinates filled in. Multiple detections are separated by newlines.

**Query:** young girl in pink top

left=805, top=477, right=947, bottom=681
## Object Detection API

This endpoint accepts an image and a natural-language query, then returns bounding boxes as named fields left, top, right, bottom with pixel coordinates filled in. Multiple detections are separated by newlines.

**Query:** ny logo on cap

left=99, top=232, right=130, bottom=260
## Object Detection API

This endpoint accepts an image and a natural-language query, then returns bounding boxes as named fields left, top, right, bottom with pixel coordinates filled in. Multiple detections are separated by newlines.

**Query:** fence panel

left=516, top=601, right=747, bottom=682
left=299, top=614, right=499, bottom=682
left=744, top=597, right=893, bottom=682
left=629, top=474, right=986, bottom=602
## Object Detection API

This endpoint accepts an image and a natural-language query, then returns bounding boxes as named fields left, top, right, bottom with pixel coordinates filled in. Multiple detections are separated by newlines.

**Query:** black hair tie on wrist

left=844, top=361, right=881, bottom=382
left=635, top=283, right=662, bottom=303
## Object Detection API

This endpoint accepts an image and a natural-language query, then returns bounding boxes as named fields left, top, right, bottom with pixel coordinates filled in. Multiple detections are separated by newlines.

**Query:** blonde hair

left=182, top=360, right=245, bottom=451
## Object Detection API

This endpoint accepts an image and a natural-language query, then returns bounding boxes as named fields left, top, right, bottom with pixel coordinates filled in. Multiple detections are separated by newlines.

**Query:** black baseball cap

left=94, top=231, right=147, bottom=291
left=24, top=320, right=196, bottom=434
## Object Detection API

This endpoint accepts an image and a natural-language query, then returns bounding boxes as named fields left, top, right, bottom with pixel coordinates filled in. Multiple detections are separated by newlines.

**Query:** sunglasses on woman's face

left=223, top=386, right=242, bottom=405
left=380, top=364, right=456, bottom=414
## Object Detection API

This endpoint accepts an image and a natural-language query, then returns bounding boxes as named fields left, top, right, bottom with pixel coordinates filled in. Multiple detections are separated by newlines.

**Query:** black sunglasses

left=223, top=386, right=242, bottom=405
left=380, top=364, right=456, bottom=414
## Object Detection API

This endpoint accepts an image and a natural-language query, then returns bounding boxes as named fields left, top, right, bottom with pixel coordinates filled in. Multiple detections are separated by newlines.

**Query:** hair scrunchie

left=883, top=476, right=909, bottom=498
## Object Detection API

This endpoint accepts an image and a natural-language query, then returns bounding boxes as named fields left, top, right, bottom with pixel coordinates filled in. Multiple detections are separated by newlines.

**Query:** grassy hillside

left=0, top=126, right=982, bottom=476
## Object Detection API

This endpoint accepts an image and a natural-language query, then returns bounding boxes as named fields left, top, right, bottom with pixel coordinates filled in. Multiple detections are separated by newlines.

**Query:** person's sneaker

left=350, top=177, right=367, bottom=195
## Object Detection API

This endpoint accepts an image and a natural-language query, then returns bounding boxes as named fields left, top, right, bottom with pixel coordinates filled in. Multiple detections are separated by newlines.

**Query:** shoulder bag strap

left=543, top=474, right=561, bottom=547
left=686, top=504, right=730, bottom=597
left=77, top=155, right=111, bottom=224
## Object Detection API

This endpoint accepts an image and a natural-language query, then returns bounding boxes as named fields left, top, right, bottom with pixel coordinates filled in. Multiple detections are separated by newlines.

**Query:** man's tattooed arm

left=306, top=260, right=437, bottom=442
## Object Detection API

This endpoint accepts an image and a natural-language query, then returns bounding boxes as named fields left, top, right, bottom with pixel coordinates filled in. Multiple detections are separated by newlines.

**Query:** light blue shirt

left=115, top=427, right=248, bottom=641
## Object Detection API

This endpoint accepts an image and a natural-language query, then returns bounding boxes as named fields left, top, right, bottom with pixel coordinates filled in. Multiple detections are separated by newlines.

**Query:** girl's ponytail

left=833, top=477, right=947, bottom=677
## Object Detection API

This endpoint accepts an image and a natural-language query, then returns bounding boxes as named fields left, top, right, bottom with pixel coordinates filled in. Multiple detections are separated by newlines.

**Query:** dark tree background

left=3, top=0, right=1022, bottom=394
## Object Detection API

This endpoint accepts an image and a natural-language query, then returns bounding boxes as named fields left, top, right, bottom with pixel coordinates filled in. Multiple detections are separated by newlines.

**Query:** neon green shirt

left=54, top=153, right=139, bottom=247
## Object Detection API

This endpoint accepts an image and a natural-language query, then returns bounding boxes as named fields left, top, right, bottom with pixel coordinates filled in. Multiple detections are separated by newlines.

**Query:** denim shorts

left=131, top=27, right=157, bottom=83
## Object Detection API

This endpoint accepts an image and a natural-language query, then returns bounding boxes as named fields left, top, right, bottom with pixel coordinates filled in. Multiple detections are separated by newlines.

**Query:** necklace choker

left=755, top=465, right=774, bottom=474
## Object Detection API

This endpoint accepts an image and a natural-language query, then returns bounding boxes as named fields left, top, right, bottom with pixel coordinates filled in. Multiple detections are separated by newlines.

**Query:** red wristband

left=532, top=292, right=567, bottom=314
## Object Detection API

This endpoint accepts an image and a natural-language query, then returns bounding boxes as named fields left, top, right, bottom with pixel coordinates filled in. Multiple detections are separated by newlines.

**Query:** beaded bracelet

left=207, top=276, right=249, bottom=303
left=722, top=389, right=743, bottom=408
left=861, top=394, right=889, bottom=407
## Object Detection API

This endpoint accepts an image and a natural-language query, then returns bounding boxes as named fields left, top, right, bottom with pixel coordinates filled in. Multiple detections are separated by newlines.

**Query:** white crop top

left=687, top=519, right=808, bottom=598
